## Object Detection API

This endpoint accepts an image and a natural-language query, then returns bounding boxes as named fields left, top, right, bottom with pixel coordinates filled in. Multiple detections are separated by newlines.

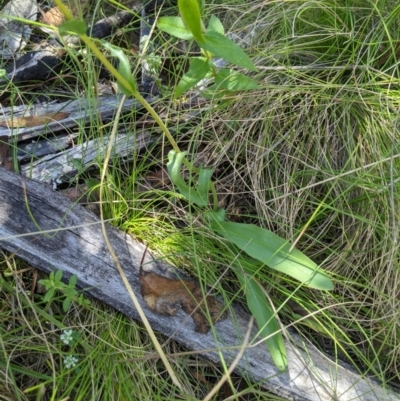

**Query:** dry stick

left=203, top=317, right=254, bottom=401
left=98, top=96, right=185, bottom=392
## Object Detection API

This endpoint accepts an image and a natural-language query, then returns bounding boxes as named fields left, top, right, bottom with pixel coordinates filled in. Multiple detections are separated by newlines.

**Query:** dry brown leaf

left=0, top=112, right=70, bottom=128
left=139, top=247, right=227, bottom=333
left=41, top=7, right=65, bottom=27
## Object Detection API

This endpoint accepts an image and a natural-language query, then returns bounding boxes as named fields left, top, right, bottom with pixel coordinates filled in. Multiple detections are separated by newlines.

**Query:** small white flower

left=60, top=329, right=74, bottom=345
left=64, top=355, right=79, bottom=369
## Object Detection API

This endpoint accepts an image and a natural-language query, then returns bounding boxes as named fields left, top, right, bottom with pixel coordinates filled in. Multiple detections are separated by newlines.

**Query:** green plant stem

left=83, top=37, right=181, bottom=152
left=54, top=0, right=219, bottom=210
left=80, top=34, right=221, bottom=210
left=54, top=0, right=180, bottom=153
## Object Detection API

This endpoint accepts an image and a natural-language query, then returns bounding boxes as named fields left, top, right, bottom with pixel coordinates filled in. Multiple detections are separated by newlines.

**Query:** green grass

left=2, top=0, right=400, bottom=399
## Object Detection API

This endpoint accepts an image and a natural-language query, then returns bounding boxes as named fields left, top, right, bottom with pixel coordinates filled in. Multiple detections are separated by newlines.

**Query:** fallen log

left=0, top=166, right=398, bottom=401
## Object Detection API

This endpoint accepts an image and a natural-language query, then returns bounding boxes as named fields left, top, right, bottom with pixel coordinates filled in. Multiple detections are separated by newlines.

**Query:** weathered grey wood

left=20, top=130, right=155, bottom=184
left=0, top=96, right=157, bottom=185
left=0, top=95, right=149, bottom=142
left=17, top=132, right=73, bottom=163
left=0, top=166, right=398, bottom=401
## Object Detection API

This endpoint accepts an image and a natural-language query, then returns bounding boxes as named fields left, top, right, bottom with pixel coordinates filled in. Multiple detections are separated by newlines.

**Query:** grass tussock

left=2, top=0, right=400, bottom=399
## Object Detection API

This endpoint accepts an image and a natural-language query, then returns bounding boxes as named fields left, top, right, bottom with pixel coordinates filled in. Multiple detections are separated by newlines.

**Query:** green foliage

left=214, top=69, right=259, bottom=91
left=52, top=0, right=330, bottom=373
left=236, top=267, right=287, bottom=371
left=39, top=270, right=90, bottom=312
left=157, top=16, right=193, bottom=40
left=157, top=3, right=258, bottom=98
left=207, top=15, right=224, bottom=35
left=169, top=153, right=333, bottom=370
left=167, top=150, right=213, bottom=206
left=59, top=20, right=87, bottom=36
left=200, top=31, right=257, bottom=71
left=101, top=41, right=137, bottom=95
left=210, top=220, right=333, bottom=291
left=178, top=0, right=205, bottom=42
left=158, top=1, right=332, bottom=372
left=174, top=57, right=211, bottom=98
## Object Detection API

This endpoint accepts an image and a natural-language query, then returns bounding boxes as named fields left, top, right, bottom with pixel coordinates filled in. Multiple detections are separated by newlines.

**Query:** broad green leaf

left=102, top=41, right=137, bottom=96
left=59, top=20, right=87, bottom=36
left=157, top=17, right=193, bottom=40
left=207, top=15, right=224, bottom=35
left=215, top=69, right=259, bottom=91
left=236, top=269, right=287, bottom=371
left=211, top=221, right=333, bottom=290
left=178, top=0, right=205, bottom=42
left=201, top=31, right=257, bottom=71
left=43, top=288, right=55, bottom=302
left=175, top=57, right=211, bottom=98
left=167, top=150, right=209, bottom=206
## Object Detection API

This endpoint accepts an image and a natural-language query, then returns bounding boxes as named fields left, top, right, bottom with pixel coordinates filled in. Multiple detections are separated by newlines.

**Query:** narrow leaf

left=55, top=270, right=63, bottom=283
left=157, top=16, right=193, bottom=40
left=43, top=288, right=55, bottom=302
left=102, top=41, right=137, bottom=96
left=215, top=69, right=259, bottom=91
left=59, top=20, right=87, bottom=36
left=236, top=269, right=287, bottom=371
left=197, top=166, right=213, bottom=202
left=63, top=298, right=72, bottom=312
left=175, top=57, right=211, bottom=98
left=69, top=274, right=78, bottom=288
left=178, top=0, right=205, bottom=42
left=38, top=279, right=48, bottom=288
left=211, top=221, right=333, bottom=290
left=201, top=31, right=257, bottom=71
